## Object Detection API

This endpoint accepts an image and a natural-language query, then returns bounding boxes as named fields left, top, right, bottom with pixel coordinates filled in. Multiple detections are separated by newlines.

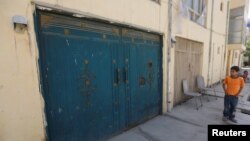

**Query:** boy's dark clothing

left=223, top=76, right=244, bottom=122
left=223, top=95, right=238, bottom=119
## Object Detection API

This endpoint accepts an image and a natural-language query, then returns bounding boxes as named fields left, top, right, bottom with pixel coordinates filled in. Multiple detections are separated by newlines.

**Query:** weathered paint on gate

left=36, top=11, right=162, bottom=141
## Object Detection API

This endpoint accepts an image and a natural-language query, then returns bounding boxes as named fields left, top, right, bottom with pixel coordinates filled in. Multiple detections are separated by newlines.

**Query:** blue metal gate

left=122, top=29, right=162, bottom=125
left=36, top=11, right=162, bottom=141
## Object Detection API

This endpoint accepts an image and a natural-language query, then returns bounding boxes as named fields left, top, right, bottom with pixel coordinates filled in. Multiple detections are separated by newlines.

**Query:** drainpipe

left=207, top=0, right=215, bottom=86
left=167, top=0, right=173, bottom=112
left=223, top=1, right=230, bottom=79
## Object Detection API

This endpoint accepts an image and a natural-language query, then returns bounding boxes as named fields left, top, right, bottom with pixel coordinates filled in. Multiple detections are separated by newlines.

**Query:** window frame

left=185, top=0, right=207, bottom=26
left=151, top=0, right=161, bottom=4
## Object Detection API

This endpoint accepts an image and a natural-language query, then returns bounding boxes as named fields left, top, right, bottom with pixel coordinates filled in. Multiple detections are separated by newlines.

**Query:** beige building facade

left=226, top=0, right=249, bottom=75
left=0, top=0, right=169, bottom=140
left=171, top=0, right=229, bottom=105
left=0, top=0, right=247, bottom=140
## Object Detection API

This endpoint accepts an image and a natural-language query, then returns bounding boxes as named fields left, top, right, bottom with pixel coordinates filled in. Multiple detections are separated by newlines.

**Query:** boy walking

left=222, top=66, right=245, bottom=123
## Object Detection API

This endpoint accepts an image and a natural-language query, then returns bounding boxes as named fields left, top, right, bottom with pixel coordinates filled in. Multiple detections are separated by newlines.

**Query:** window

left=184, top=0, right=206, bottom=25
left=228, top=7, right=245, bottom=44
left=235, top=52, right=238, bottom=58
left=151, top=0, right=161, bottom=4
left=217, top=46, right=220, bottom=54
left=220, top=2, right=223, bottom=11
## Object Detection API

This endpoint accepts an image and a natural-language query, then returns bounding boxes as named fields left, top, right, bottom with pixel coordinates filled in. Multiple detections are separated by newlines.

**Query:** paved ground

left=108, top=83, right=250, bottom=141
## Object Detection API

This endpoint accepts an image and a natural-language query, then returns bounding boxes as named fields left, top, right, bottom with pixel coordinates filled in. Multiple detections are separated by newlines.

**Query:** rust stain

left=84, top=59, right=89, bottom=64
left=79, top=60, right=97, bottom=108
left=40, top=15, right=54, bottom=26
left=80, top=22, right=86, bottom=28
left=112, top=28, right=119, bottom=35
left=122, top=29, right=128, bottom=35
left=64, top=29, right=70, bottom=35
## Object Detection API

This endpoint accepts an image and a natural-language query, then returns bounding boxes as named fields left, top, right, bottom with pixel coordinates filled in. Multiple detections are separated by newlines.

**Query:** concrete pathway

left=108, top=84, right=250, bottom=141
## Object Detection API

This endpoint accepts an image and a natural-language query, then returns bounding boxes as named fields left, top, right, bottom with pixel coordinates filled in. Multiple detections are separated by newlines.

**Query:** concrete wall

left=171, top=0, right=228, bottom=89
left=0, top=1, right=45, bottom=141
left=33, top=0, right=168, bottom=32
left=0, top=0, right=169, bottom=140
left=230, top=0, right=248, bottom=9
left=232, top=50, right=242, bottom=66
left=171, top=0, right=208, bottom=108
left=0, top=0, right=236, bottom=140
left=226, top=0, right=250, bottom=74
left=226, top=49, right=244, bottom=75
left=209, top=0, right=228, bottom=83
left=210, top=35, right=227, bottom=83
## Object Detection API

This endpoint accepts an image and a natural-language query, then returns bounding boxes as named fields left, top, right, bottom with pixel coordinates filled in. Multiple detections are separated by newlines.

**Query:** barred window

left=185, top=0, right=206, bottom=25
left=220, top=2, right=223, bottom=12
left=151, top=0, right=161, bottom=4
left=217, top=47, right=220, bottom=54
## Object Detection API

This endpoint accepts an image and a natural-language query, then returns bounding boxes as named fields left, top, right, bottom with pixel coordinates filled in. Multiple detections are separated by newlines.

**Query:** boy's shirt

left=224, top=76, right=245, bottom=96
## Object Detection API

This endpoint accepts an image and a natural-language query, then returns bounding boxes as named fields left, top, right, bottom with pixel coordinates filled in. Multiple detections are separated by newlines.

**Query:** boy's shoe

left=222, top=116, right=228, bottom=121
left=229, top=118, right=237, bottom=123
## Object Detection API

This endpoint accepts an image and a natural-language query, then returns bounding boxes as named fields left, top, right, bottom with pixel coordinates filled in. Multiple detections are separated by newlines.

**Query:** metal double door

left=37, top=12, right=162, bottom=141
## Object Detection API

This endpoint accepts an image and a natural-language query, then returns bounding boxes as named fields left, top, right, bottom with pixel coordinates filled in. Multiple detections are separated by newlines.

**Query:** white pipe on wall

left=167, top=0, right=173, bottom=112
